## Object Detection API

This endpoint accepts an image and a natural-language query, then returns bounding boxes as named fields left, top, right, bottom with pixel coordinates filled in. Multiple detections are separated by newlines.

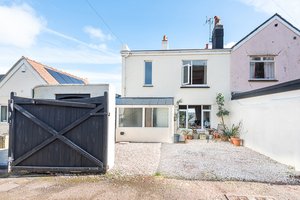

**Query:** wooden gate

left=8, top=92, right=108, bottom=173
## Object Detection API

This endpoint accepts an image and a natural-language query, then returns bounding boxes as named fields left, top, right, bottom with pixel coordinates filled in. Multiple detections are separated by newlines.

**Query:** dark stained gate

left=8, top=92, right=108, bottom=173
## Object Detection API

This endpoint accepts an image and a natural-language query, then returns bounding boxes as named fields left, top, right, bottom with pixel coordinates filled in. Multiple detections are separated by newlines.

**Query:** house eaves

left=232, top=13, right=300, bottom=51
left=116, top=97, right=174, bottom=105
left=0, top=57, right=48, bottom=89
left=121, top=48, right=231, bottom=57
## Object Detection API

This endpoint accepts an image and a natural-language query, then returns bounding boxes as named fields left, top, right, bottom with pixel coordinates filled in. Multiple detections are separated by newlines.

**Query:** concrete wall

left=34, top=84, right=116, bottom=170
left=0, top=60, right=46, bottom=141
left=34, top=84, right=111, bottom=99
left=230, top=90, right=300, bottom=171
left=122, top=50, right=231, bottom=129
left=116, top=105, right=174, bottom=143
left=107, top=85, right=115, bottom=170
left=231, top=19, right=300, bottom=92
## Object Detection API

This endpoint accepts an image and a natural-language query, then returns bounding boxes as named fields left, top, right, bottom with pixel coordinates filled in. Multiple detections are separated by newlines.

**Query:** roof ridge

left=231, top=13, right=300, bottom=50
left=24, top=57, right=88, bottom=84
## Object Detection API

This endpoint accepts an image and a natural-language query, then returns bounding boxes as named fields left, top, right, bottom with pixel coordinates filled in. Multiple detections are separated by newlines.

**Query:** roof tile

left=25, top=57, right=87, bottom=84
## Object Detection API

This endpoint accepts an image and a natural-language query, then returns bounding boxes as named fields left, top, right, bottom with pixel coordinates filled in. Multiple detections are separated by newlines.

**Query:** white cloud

left=0, top=3, right=121, bottom=92
left=239, top=0, right=300, bottom=27
left=84, top=26, right=114, bottom=41
left=224, top=42, right=236, bottom=48
left=0, top=4, right=45, bottom=48
left=44, top=28, right=109, bottom=52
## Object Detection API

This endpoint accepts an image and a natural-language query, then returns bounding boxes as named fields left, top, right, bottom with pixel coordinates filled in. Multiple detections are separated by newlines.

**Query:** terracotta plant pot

left=220, top=135, right=228, bottom=141
left=187, top=135, right=193, bottom=140
left=231, top=137, right=241, bottom=146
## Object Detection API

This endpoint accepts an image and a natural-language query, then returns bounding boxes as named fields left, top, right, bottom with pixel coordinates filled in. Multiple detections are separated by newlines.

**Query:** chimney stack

left=161, top=35, right=169, bottom=50
left=212, top=16, right=224, bottom=49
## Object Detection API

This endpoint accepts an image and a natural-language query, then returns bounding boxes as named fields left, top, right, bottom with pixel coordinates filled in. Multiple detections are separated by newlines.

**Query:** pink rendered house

left=231, top=13, right=300, bottom=93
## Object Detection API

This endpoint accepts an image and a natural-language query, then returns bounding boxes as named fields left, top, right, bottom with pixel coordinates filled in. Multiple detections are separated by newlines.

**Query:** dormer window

left=250, top=56, right=275, bottom=80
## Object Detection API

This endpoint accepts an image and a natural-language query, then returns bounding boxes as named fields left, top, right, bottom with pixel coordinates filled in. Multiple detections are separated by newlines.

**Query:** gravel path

left=110, top=141, right=299, bottom=184
left=109, top=142, right=161, bottom=176
left=158, top=140, right=298, bottom=184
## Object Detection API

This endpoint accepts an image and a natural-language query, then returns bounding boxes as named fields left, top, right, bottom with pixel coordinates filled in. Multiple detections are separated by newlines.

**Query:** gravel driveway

left=110, top=141, right=299, bottom=184
left=109, top=142, right=161, bottom=176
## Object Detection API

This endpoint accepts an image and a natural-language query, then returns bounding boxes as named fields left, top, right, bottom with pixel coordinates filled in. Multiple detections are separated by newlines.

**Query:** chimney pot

left=162, top=35, right=168, bottom=41
left=212, top=16, right=224, bottom=49
left=214, top=16, right=221, bottom=26
left=161, top=35, right=169, bottom=49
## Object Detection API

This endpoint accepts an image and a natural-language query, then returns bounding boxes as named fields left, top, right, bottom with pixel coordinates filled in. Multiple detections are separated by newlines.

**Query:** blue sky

left=0, top=0, right=299, bottom=93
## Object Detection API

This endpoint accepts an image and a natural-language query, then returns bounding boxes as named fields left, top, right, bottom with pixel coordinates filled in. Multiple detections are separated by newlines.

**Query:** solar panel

left=45, top=68, right=84, bottom=84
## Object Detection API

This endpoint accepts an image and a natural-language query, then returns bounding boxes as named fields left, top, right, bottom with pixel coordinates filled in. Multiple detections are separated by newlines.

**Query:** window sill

left=181, top=85, right=210, bottom=88
left=248, top=79, right=278, bottom=82
left=143, top=84, right=153, bottom=87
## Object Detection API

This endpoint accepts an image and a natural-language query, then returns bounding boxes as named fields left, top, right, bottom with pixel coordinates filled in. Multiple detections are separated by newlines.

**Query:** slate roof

left=116, top=97, right=174, bottom=105
left=0, top=74, right=5, bottom=81
left=25, top=57, right=87, bottom=84
left=232, top=79, right=300, bottom=100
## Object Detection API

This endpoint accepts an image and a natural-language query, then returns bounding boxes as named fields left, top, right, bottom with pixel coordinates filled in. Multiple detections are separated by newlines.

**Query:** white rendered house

left=117, top=22, right=231, bottom=143
left=0, top=57, right=87, bottom=148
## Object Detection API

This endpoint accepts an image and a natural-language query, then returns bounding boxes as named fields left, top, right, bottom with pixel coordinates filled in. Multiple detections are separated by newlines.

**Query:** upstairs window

left=144, top=61, right=152, bottom=85
left=250, top=56, right=275, bottom=80
left=182, top=60, right=207, bottom=85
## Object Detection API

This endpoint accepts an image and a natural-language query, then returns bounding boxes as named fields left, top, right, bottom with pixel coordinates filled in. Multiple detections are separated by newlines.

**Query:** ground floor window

left=0, top=105, right=7, bottom=122
left=178, top=105, right=211, bottom=129
left=119, top=108, right=143, bottom=127
left=145, top=108, right=168, bottom=127
left=118, top=107, right=169, bottom=128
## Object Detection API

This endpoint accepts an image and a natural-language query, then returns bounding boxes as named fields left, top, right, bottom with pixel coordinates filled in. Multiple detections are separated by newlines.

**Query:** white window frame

left=178, top=109, right=188, bottom=128
left=249, top=56, right=275, bottom=80
left=182, top=64, right=190, bottom=85
left=0, top=105, right=8, bottom=123
left=144, top=60, right=153, bottom=86
left=182, top=60, right=207, bottom=86
left=177, top=105, right=212, bottom=129
left=118, top=107, right=143, bottom=127
left=145, top=107, right=169, bottom=128
left=117, top=106, right=169, bottom=128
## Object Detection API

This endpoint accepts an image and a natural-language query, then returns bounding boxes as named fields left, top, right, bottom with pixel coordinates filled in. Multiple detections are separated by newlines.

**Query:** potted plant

left=192, top=129, right=199, bottom=140
left=185, top=129, right=193, bottom=140
left=178, top=129, right=190, bottom=142
left=216, top=93, right=230, bottom=134
left=224, top=122, right=242, bottom=146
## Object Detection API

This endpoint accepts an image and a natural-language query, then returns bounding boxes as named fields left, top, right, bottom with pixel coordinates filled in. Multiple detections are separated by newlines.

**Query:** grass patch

left=154, top=172, right=163, bottom=177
